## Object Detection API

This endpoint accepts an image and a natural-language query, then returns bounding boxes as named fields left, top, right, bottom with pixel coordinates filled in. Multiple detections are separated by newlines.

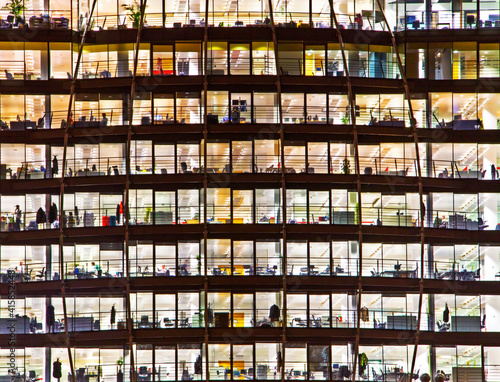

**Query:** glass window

left=176, top=43, right=202, bottom=76
left=176, top=92, right=201, bottom=124
left=232, top=141, right=252, bottom=173
left=230, top=44, right=250, bottom=75
left=305, top=45, right=326, bottom=76
left=256, top=241, right=282, bottom=275
left=207, top=239, right=231, bottom=275
left=254, top=93, right=278, bottom=123
left=207, top=91, right=228, bottom=123
left=230, top=93, right=251, bottom=123
left=278, top=44, right=303, bottom=76
left=255, top=343, right=282, bottom=380
left=233, top=241, right=254, bottom=275
left=282, top=93, right=304, bottom=124
left=253, top=42, right=275, bottom=75
left=178, top=241, right=202, bottom=276
left=153, top=93, right=175, bottom=124
left=232, top=293, right=254, bottom=328
left=156, top=243, right=176, bottom=276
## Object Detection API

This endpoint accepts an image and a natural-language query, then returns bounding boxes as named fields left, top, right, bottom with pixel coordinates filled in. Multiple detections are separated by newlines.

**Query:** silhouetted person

left=491, top=164, right=499, bottom=180
left=47, top=304, right=55, bottom=333
left=110, top=304, right=116, bottom=328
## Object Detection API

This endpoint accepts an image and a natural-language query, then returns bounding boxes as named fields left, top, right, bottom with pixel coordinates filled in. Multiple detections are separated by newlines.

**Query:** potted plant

left=341, top=114, right=349, bottom=125
left=121, top=0, right=147, bottom=28
left=2, top=0, right=25, bottom=27
left=196, top=254, right=201, bottom=274
left=341, top=158, right=351, bottom=175
left=116, top=357, right=124, bottom=382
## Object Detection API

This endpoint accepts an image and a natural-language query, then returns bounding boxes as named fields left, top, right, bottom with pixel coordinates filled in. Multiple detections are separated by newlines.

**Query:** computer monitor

left=240, top=100, right=247, bottom=112
left=232, top=99, right=239, bottom=106
left=406, top=15, right=416, bottom=23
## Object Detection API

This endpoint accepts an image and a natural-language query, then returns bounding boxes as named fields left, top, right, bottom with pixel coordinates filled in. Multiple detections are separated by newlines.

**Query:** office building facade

left=0, top=1, right=500, bottom=382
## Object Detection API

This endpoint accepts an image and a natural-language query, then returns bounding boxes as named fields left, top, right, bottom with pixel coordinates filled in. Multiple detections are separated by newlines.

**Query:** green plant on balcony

left=341, top=114, right=349, bottom=125
left=2, top=0, right=25, bottom=26
left=116, top=356, right=124, bottom=372
left=116, top=357, right=124, bottom=382
left=122, top=0, right=147, bottom=28
left=196, top=254, right=201, bottom=274
left=341, top=158, right=351, bottom=175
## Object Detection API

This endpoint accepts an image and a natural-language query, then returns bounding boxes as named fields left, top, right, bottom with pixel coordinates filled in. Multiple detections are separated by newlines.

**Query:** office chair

left=181, top=162, right=192, bottom=174
left=478, top=218, right=488, bottom=230
left=75, top=369, right=86, bottom=382
left=466, top=15, right=475, bottom=28
left=474, top=268, right=481, bottom=279
left=138, top=315, right=149, bottom=328
left=28, top=371, right=37, bottom=382
left=163, top=317, right=174, bottom=327
left=299, top=267, right=309, bottom=276
left=4, top=70, right=13, bottom=80
left=161, top=168, right=167, bottom=174
left=36, top=267, right=45, bottom=280
left=292, top=317, right=307, bottom=327
left=436, top=320, right=450, bottom=332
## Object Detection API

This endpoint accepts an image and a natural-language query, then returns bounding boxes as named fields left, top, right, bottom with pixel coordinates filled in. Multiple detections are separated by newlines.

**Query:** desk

left=52, top=17, right=69, bottom=29
left=377, top=120, right=405, bottom=127
left=18, top=171, right=45, bottom=179
left=1, top=272, right=30, bottom=282
left=66, top=271, right=98, bottom=279
left=457, top=170, right=480, bottom=179
left=383, top=372, right=410, bottom=382
left=450, top=119, right=481, bottom=130
left=10, top=121, right=37, bottom=130
left=0, top=316, right=30, bottom=333
left=265, top=167, right=280, bottom=173
left=154, top=118, right=175, bottom=124
left=152, top=70, right=174, bottom=76
left=255, top=267, right=277, bottom=275
left=448, top=214, right=478, bottom=230
left=437, top=269, right=479, bottom=281
left=76, top=170, right=105, bottom=177
left=73, top=120, right=102, bottom=128
left=381, top=269, right=417, bottom=278
left=0, top=375, right=24, bottom=382
left=386, top=170, right=407, bottom=176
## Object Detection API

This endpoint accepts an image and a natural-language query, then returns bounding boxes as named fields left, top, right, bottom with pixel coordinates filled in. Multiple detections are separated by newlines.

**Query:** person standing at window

left=14, top=205, right=22, bottom=231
